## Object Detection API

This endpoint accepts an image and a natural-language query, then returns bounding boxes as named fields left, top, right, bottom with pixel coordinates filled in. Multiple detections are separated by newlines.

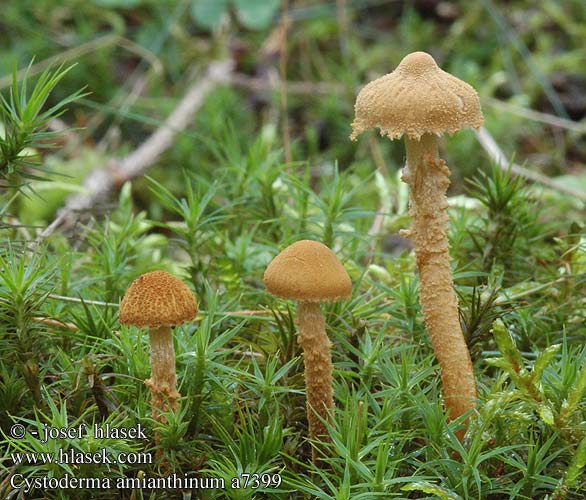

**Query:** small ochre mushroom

left=264, top=240, right=351, bottom=461
left=351, top=51, right=483, bottom=437
left=119, top=270, right=198, bottom=422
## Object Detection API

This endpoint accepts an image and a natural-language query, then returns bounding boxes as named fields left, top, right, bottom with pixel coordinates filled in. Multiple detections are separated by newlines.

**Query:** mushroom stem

left=145, top=326, right=181, bottom=422
left=296, top=301, right=334, bottom=459
left=402, top=133, right=477, bottom=430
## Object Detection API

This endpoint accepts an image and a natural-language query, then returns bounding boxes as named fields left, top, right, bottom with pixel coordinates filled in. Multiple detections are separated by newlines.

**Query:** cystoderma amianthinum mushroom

left=351, top=51, right=483, bottom=437
left=264, top=240, right=351, bottom=461
left=120, top=270, right=198, bottom=423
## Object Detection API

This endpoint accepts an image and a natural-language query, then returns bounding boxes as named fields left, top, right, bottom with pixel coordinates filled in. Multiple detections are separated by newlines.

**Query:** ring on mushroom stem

left=119, top=271, right=198, bottom=426
left=264, top=239, right=351, bottom=463
left=351, top=51, right=483, bottom=440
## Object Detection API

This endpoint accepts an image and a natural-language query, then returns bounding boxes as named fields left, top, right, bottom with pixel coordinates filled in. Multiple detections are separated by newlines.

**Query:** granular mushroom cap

left=119, top=270, right=199, bottom=328
left=264, top=240, right=352, bottom=302
left=350, top=51, right=484, bottom=141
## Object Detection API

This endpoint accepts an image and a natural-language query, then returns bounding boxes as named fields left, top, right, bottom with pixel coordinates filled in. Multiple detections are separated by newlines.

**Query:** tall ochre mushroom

left=351, top=52, right=483, bottom=433
left=119, top=270, right=198, bottom=422
left=264, top=240, right=351, bottom=460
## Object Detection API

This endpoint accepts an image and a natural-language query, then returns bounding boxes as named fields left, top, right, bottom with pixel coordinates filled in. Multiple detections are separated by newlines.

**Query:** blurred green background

left=2, top=0, right=585, bottom=208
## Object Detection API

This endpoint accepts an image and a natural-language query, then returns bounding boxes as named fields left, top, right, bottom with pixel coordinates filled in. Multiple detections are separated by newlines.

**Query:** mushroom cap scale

left=264, top=240, right=352, bottom=302
left=350, top=51, right=484, bottom=141
left=119, top=270, right=198, bottom=328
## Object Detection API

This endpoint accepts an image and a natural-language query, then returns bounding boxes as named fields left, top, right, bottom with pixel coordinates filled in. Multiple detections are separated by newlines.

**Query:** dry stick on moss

left=32, top=316, right=78, bottom=331
left=485, top=97, right=586, bottom=134
left=42, top=293, right=292, bottom=318
left=36, top=59, right=234, bottom=244
left=351, top=52, right=481, bottom=439
left=475, top=126, right=586, bottom=203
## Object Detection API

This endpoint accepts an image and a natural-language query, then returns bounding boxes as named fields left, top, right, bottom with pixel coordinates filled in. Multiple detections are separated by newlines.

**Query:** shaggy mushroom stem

left=296, top=301, right=334, bottom=456
left=145, top=326, right=180, bottom=422
left=401, top=133, right=477, bottom=425
left=263, top=239, right=351, bottom=463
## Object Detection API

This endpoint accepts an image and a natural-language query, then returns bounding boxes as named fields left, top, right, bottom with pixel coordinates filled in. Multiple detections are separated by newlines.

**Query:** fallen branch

left=38, top=59, right=234, bottom=243
left=485, top=97, right=586, bottom=134
left=32, top=316, right=78, bottom=331
left=475, top=126, right=586, bottom=203
left=44, top=293, right=289, bottom=318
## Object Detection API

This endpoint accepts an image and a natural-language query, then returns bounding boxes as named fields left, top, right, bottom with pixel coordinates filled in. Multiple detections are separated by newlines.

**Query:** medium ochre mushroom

left=264, top=240, right=351, bottom=460
left=351, top=51, right=483, bottom=436
left=119, top=270, right=198, bottom=422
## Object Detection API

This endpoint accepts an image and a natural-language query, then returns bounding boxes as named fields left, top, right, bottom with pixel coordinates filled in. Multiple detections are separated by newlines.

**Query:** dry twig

left=32, top=316, right=78, bottom=331
left=475, top=126, right=586, bottom=203
left=37, top=59, right=234, bottom=243
left=44, top=293, right=289, bottom=319
left=485, top=97, right=586, bottom=134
